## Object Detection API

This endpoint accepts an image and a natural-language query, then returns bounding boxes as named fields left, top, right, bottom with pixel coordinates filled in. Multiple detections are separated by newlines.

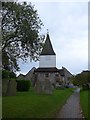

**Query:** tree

left=1, top=2, right=44, bottom=72
left=2, top=70, right=16, bottom=79
left=72, top=71, right=89, bottom=87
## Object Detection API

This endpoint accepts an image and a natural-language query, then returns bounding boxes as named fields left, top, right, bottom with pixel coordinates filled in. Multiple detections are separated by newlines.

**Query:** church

left=18, top=32, right=73, bottom=93
left=34, top=33, right=72, bottom=93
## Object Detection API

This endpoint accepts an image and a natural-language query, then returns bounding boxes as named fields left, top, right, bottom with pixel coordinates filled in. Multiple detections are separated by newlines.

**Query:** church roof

left=40, top=33, right=56, bottom=55
left=34, top=67, right=59, bottom=72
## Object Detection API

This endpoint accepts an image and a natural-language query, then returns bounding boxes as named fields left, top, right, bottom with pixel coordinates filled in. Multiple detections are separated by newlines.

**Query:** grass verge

left=80, top=90, right=89, bottom=119
left=0, top=96, right=2, bottom=119
left=2, top=88, right=74, bottom=118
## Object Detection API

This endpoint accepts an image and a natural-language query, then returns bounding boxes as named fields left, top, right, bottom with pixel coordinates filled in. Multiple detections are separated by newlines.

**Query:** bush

left=17, top=80, right=30, bottom=91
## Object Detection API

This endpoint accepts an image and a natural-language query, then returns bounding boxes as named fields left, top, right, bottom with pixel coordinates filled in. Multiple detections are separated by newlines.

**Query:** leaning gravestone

left=2, top=79, right=17, bottom=96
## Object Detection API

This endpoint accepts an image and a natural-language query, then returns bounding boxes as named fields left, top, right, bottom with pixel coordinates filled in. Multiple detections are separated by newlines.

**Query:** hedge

left=16, top=80, right=30, bottom=91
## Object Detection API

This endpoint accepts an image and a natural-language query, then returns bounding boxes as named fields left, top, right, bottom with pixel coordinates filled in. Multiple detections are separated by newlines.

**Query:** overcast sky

left=17, top=0, right=88, bottom=76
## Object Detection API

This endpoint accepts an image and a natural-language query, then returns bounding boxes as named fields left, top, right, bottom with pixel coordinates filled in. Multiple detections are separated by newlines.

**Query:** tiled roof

left=34, top=67, right=59, bottom=72
left=40, top=34, right=56, bottom=55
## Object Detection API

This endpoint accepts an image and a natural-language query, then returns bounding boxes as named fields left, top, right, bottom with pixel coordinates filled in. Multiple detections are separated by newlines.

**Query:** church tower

left=34, top=33, right=59, bottom=94
left=39, top=33, right=56, bottom=68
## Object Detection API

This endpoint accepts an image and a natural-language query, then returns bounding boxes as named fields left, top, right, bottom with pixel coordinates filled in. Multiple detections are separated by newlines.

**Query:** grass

left=80, top=90, right=89, bottom=119
left=2, top=88, right=74, bottom=118
left=0, top=96, right=2, bottom=119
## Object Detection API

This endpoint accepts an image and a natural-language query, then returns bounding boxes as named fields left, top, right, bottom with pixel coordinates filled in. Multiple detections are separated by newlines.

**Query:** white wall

left=39, top=55, right=56, bottom=68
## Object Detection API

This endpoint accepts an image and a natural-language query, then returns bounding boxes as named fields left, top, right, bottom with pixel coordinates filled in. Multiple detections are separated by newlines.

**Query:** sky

left=17, top=0, right=88, bottom=76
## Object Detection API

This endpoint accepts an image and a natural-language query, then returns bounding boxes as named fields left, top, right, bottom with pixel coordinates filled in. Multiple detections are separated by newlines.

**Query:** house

left=17, top=74, right=25, bottom=80
left=25, top=67, right=36, bottom=85
left=25, top=67, right=36, bottom=80
left=17, top=67, right=36, bottom=84
left=59, top=66, right=73, bottom=86
left=81, top=70, right=90, bottom=74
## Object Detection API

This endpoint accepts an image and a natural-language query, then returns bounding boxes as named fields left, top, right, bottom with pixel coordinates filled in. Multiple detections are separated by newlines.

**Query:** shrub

left=17, top=80, right=30, bottom=91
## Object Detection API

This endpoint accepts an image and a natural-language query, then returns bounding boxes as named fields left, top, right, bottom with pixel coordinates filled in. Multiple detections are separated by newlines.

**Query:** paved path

left=57, top=88, right=84, bottom=118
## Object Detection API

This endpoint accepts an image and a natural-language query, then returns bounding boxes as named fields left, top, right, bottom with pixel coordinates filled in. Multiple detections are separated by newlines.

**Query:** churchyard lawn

left=2, top=88, right=74, bottom=118
left=0, top=97, right=2, bottom=119
left=80, top=90, right=89, bottom=119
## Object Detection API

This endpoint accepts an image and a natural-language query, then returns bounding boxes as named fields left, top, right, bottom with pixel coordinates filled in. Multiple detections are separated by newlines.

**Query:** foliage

left=9, top=71, right=16, bottom=79
left=1, top=2, right=44, bottom=72
left=2, top=70, right=16, bottom=79
left=2, top=88, right=73, bottom=118
left=82, top=84, right=90, bottom=90
left=16, top=80, right=30, bottom=91
left=71, top=71, right=90, bottom=89
left=2, top=70, right=10, bottom=79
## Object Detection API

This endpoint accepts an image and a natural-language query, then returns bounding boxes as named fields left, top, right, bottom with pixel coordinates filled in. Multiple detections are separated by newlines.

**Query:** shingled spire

left=40, top=33, right=56, bottom=55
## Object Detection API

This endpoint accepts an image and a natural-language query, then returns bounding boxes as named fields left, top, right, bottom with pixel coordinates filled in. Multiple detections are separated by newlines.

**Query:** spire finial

left=47, top=29, right=49, bottom=34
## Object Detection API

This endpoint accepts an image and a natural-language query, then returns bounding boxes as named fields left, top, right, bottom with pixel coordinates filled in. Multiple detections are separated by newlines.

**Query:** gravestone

left=2, top=79, right=17, bottom=96
left=6, top=80, right=17, bottom=96
left=35, top=79, right=42, bottom=94
left=44, top=77, right=52, bottom=94
left=2, top=79, right=8, bottom=96
left=35, top=76, right=53, bottom=95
